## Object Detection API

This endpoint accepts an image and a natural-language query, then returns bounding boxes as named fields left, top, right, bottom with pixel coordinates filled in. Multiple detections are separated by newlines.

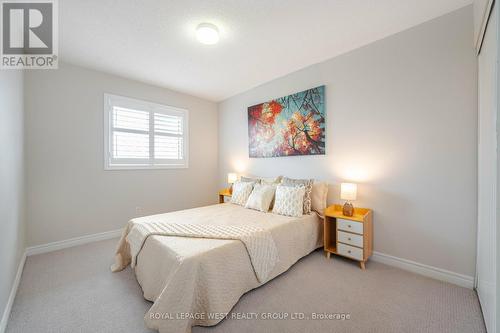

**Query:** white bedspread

left=123, top=222, right=279, bottom=282
left=111, top=203, right=323, bottom=333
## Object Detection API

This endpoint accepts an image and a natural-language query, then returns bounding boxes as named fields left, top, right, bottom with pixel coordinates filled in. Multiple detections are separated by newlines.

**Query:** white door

left=477, top=3, right=498, bottom=332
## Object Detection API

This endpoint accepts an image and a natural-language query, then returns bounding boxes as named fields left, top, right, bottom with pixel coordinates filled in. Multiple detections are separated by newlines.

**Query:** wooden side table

left=324, top=204, right=373, bottom=269
left=218, top=189, right=232, bottom=203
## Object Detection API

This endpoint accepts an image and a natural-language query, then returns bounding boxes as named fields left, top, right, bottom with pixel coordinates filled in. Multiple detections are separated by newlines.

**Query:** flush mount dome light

left=196, top=23, right=219, bottom=45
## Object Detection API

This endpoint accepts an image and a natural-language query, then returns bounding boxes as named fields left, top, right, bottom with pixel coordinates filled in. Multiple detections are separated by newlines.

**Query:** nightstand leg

left=359, top=261, right=365, bottom=270
left=219, top=195, right=224, bottom=204
left=326, top=252, right=331, bottom=259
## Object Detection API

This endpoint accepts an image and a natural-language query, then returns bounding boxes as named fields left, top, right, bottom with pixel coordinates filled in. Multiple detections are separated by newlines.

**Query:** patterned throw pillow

left=281, top=177, right=313, bottom=214
left=245, top=184, right=276, bottom=212
left=230, top=181, right=254, bottom=206
left=272, top=185, right=306, bottom=217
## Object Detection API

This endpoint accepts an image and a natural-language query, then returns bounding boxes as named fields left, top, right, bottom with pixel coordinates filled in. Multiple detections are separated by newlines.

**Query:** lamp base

left=343, top=201, right=354, bottom=217
left=229, top=184, right=233, bottom=194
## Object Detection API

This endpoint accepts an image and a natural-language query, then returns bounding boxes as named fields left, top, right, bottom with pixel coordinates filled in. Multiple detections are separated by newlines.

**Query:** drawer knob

left=348, top=225, right=351, bottom=228
left=348, top=250, right=351, bottom=253
left=348, top=237, right=352, bottom=241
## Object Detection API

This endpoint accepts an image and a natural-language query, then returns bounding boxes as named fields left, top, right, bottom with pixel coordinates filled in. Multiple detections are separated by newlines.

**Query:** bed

left=112, top=202, right=323, bottom=333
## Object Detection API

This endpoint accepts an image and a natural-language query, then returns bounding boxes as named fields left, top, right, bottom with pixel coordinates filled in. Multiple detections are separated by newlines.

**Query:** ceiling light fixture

left=196, top=23, right=219, bottom=45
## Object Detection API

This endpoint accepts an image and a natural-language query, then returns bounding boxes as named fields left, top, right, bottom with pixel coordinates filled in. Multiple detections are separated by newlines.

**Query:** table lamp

left=341, top=183, right=357, bottom=217
left=227, top=173, right=237, bottom=193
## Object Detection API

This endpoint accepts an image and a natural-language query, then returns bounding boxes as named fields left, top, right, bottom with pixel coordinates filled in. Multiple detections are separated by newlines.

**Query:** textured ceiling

left=60, top=0, right=473, bottom=101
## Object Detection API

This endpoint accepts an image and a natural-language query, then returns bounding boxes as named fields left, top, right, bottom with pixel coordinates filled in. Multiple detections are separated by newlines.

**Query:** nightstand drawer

left=338, top=231, right=363, bottom=248
left=337, top=219, right=363, bottom=234
left=338, top=243, right=363, bottom=261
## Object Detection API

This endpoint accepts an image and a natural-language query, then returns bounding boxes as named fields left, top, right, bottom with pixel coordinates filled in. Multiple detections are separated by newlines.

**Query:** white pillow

left=311, top=181, right=329, bottom=216
left=230, top=181, right=254, bottom=206
left=272, top=185, right=305, bottom=217
left=245, top=184, right=276, bottom=212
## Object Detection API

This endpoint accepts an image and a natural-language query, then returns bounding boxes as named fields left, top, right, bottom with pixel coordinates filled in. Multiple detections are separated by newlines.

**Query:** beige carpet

left=7, top=238, right=485, bottom=333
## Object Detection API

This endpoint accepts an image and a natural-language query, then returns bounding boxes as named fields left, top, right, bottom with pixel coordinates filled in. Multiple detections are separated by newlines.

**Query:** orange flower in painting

left=261, top=101, right=282, bottom=124
left=268, top=100, right=282, bottom=116
left=248, top=101, right=282, bottom=126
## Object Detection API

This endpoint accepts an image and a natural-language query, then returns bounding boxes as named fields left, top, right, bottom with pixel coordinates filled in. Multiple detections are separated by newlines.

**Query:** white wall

left=25, top=62, right=218, bottom=246
left=218, top=7, right=477, bottom=277
left=0, top=71, right=25, bottom=326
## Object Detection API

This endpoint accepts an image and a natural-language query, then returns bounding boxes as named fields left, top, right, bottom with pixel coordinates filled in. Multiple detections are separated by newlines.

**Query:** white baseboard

left=371, top=251, right=474, bottom=289
left=0, top=251, right=26, bottom=333
left=26, top=229, right=122, bottom=256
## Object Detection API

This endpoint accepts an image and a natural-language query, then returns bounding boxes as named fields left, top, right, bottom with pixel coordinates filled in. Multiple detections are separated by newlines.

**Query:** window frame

left=103, top=93, right=189, bottom=170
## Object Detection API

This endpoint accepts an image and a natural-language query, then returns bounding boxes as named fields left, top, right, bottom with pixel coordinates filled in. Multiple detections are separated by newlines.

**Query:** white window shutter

left=104, top=94, right=188, bottom=170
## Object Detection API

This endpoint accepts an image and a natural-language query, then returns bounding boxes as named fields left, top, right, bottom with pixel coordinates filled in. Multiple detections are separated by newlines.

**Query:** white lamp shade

left=227, top=173, right=238, bottom=184
left=340, top=183, right=357, bottom=201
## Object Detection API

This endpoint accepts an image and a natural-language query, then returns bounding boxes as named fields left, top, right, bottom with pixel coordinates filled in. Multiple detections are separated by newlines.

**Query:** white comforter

left=118, top=221, right=279, bottom=282
left=112, top=203, right=323, bottom=333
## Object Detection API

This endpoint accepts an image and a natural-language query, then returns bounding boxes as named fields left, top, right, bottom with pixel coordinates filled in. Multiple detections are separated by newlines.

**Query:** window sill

left=104, top=164, right=188, bottom=171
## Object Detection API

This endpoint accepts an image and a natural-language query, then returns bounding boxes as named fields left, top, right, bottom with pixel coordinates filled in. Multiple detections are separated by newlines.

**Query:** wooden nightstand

left=324, top=204, right=373, bottom=269
left=218, top=189, right=232, bottom=203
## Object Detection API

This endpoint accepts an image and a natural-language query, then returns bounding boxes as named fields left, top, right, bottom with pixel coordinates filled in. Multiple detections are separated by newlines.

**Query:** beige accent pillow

left=230, top=181, right=254, bottom=206
left=260, top=176, right=282, bottom=185
left=311, top=181, right=329, bottom=216
left=281, top=177, right=313, bottom=214
left=272, top=185, right=305, bottom=217
left=245, top=184, right=276, bottom=212
left=240, top=176, right=261, bottom=184
left=259, top=177, right=281, bottom=209
left=241, top=176, right=282, bottom=185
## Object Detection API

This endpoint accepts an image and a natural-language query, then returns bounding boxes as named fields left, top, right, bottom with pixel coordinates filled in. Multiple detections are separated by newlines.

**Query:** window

left=104, top=94, right=188, bottom=170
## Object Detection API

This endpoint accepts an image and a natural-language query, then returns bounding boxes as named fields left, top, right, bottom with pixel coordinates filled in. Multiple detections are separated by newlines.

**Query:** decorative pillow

left=240, top=176, right=261, bottom=184
left=230, top=181, right=254, bottom=206
left=260, top=176, right=282, bottom=185
left=272, top=185, right=306, bottom=217
left=245, top=184, right=276, bottom=212
left=311, top=181, right=329, bottom=216
left=258, top=176, right=281, bottom=209
left=281, top=177, right=313, bottom=214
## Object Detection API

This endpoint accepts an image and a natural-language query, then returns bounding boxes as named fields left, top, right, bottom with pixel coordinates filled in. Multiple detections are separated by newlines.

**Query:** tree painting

left=248, top=86, right=325, bottom=158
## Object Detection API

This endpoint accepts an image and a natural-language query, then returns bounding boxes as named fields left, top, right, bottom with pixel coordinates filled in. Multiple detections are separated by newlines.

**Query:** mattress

left=117, top=203, right=323, bottom=333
